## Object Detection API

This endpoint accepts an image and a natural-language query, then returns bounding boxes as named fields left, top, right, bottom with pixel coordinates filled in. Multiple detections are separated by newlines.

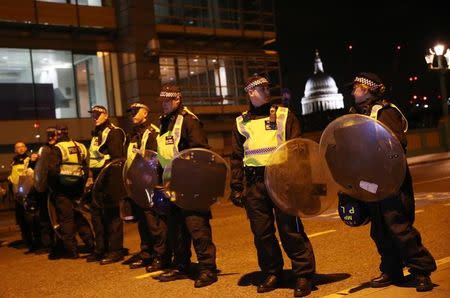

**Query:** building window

left=32, top=49, right=77, bottom=119
left=154, top=0, right=274, bottom=31
left=160, top=53, right=278, bottom=106
left=0, top=48, right=120, bottom=120
left=38, top=0, right=105, bottom=7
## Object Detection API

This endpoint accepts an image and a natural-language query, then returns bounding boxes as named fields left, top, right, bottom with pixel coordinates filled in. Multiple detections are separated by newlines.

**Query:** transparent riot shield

left=319, top=114, right=406, bottom=202
left=48, top=193, right=93, bottom=239
left=92, top=158, right=127, bottom=208
left=47, top=193, right=62, bottom=238
left=264, top=138, right=338, bottom=218
left=163, top=148, right=230, bottom=212
left=34, top=146, right=51, bottom=193
left=123, top=150, right=162, bottom=210
left=17, top=169, right=34, bottom=199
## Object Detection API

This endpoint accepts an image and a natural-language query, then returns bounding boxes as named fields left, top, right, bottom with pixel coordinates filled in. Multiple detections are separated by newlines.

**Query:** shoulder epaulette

left=241, top=111, right=251, bottom=122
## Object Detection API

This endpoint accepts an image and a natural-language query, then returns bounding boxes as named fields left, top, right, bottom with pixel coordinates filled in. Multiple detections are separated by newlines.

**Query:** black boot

left=294, top=277, right=312, bottom=297
left=158, top=264, right=190, bottom=282
left=86, top=252, right=104, bottom=262
left=129, top=257, right=153, bottom=269
left=194, top=270, right=218, bottom=288
left=257, top=274, right=279, bottom=293
left=100, top=251, right=124, bottom=265
left=146, top=257, right=168, bottom=273
left=415, top=274, right=433, bottom=292
left=370, top=272, right=404, bottom=288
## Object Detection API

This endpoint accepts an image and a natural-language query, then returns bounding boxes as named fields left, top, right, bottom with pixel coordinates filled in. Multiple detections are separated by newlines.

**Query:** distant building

left=0, top=0, right=278, bottom=174
left=301, top=51, right=344, bottom=115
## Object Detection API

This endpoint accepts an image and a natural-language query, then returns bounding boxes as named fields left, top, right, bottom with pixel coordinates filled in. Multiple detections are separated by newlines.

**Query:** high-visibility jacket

left=236, top=106, right=289, bottom=166
left=55, top=140, right=88, bottom=184
left=156, top=107, right=198, bottom=168
left=89, top=123, right=125, bottom=169
left=126, top=123, right=159, bottom=170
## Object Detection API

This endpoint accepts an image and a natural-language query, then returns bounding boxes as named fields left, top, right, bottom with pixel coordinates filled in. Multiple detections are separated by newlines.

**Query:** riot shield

left=34, top=146, right=51, bottom=193
left=123, top=150, right=161, bottom=210
left=264, top=138, right=338, bottom=218
left=163, top=148, right=230, bottom=212
left=47, top=194, right=62, bottom=238
left=92, top=159, right=127, bottom=208
left=16, top=169, right=34, bottom=199
left=47, top=193, right=93, bottom=239
left=319, top=114, right=406, bottom=202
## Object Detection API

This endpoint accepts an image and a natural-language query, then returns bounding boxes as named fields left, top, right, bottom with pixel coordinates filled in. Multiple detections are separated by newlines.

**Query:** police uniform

left=8, top=152, right=34, bottom=248
left=88, top=107, right=126, bottom=264
left=349, top=73, right=436, bottom=291
left=125, top=102, right=164, bottom=269
left=230, top=76, right=315, bottom=296
left=156, top=86, right=217, bottom=287
left=48, top=133, right=89, bottom=258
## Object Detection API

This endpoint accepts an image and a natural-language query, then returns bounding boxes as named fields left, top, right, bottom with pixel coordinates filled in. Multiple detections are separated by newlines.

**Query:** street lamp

left=425, top=43, right=450, bottom=150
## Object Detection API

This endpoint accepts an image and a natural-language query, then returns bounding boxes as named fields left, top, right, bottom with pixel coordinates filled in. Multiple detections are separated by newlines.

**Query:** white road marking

left=135, top=270, right=164, bottom=279
left=414, top=176, right=450, bottom=185
left=308, top=230, right=336, bottom=238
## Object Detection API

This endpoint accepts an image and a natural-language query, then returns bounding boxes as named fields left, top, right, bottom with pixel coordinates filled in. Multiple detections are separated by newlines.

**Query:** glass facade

left=154, top=0, right=274, bottom=31
left=160, top=54, right=279, bottom=105
left=0, top=48, right=121, bottom=120
left=38, top=0, right=106, bottom=6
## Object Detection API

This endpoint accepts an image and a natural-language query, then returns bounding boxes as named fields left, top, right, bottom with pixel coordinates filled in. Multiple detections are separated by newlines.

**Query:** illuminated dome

left=301, top=50, right=344, bottom=115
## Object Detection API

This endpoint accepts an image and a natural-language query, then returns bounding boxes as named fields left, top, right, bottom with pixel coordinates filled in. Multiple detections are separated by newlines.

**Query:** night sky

left=274, top=2, right=450, bottom=114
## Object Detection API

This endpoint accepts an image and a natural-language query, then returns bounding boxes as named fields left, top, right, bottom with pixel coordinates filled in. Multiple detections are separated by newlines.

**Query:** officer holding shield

left=87, top=105, right=126, bottom=264
left=230, top=75, right=316, bottom=297
left=348, top=72, right=436, bottom=292
left=155, top=84, right=218, bottom=288
left=124, top=102, right=165, bottom=270
left=8, top=141, right=37, bottom=251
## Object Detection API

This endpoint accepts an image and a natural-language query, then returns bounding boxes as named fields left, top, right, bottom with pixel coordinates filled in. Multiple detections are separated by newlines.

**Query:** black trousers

left=53, top=195, right=77, bottom=253
left=368, top=169, right=436, bottom=276
left=91, top=205, right=123, bottom=254
left=36, top=192, right=54, bottom=249
left=243, top=180, right=316, bottom=278
left=133, top=202, right=154, bottom=259
left=167, top=206, right=217, bottom=272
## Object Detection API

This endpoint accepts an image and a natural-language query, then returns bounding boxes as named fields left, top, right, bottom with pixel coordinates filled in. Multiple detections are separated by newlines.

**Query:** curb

left=407, top=152, right=450, bottom=166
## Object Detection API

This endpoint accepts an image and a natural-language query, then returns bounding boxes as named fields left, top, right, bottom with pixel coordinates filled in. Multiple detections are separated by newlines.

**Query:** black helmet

left=337, top=192, right=370, bottom=227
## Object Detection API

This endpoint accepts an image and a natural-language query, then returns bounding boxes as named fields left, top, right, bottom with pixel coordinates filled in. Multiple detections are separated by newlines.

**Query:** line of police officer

left=7, top=73, right=436, bottom=296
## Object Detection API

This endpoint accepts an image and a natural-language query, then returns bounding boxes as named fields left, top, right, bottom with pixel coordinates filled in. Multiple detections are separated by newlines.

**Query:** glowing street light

left=425, top=43, right=450, bottom=149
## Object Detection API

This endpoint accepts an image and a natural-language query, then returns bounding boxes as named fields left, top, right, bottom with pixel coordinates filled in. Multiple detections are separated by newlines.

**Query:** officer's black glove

left=230, top=189, right=244, bottom=208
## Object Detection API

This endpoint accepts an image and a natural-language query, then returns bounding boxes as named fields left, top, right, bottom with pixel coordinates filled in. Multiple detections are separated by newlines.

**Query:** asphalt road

left=1, top=160, right=449, bottom=298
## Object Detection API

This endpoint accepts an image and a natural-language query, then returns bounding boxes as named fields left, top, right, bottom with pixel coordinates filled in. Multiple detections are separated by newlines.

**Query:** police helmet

left=337, top=192, right=370, bottom=227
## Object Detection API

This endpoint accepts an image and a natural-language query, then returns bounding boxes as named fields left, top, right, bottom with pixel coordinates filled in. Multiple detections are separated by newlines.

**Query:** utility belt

left=244, top=166, right=265, bottom=184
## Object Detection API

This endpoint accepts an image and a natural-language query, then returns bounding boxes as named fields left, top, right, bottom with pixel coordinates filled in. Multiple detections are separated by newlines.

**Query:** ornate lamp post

left=425, top=43, right=450, bottom=150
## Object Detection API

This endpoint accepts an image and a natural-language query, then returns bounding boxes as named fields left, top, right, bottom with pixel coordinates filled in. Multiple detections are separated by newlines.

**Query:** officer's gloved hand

left=230, top=189, right=244, bottom=208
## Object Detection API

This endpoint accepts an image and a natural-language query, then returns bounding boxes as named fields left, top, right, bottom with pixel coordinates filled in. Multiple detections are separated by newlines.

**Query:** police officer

left=348, top=72, right=436, bottom=292
left=87, top=105, right=126, bottom=265
left=155, top=84, right=218, bottom=288
left=47, top=126, right=89, bottom=259
left=27, top=126, right=60, bottom=255
left=230, top=75, right=316, bottom=297
left=123, top=102, right=167, bottom=270
left=8, top=141, right=38, bottom=251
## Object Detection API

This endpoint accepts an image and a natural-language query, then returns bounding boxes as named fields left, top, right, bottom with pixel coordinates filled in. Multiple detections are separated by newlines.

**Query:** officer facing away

left=155, top=83, right=218, bottom=288
left=348, top=72, right=436, bottom=292
left=230, top=75, right=316, bottom=297
left=47, top=125, right=90, bottom=259
left=87, top=105, right=126, bottom=265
